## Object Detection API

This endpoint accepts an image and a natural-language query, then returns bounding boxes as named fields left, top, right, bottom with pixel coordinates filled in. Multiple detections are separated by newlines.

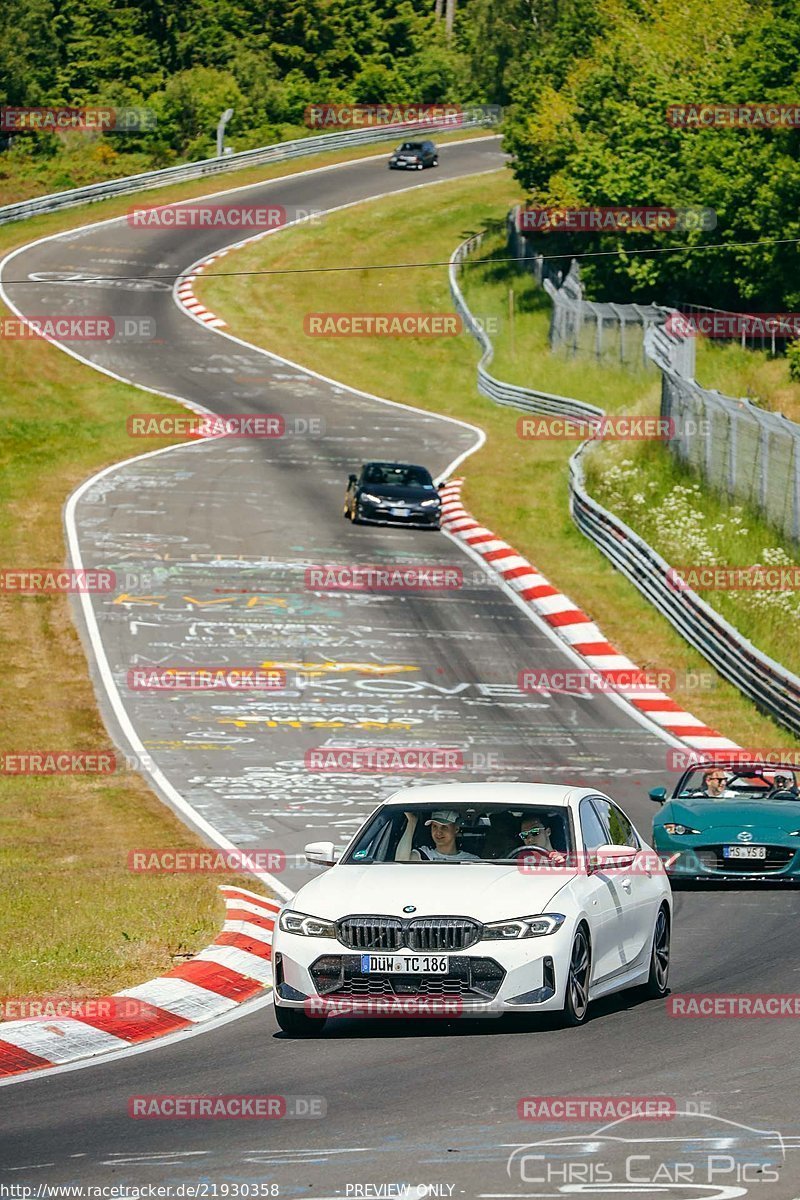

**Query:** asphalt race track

left=1, top=137, right=800, bottom=1199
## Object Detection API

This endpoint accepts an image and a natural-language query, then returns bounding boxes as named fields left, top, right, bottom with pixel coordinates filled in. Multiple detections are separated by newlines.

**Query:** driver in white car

left=395, top=809, right=480, bottom=861
left=514, top=816, right=566, bottom=864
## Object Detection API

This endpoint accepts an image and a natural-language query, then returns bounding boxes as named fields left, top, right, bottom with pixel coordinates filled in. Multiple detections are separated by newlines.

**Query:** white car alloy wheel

left=563, top=925, right=591, bottom=1026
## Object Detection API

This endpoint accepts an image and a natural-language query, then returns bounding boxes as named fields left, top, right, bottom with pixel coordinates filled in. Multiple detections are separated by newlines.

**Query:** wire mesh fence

left=507, top=206, right=669, bottom=370
left=508, top=206, right=800, bottom=545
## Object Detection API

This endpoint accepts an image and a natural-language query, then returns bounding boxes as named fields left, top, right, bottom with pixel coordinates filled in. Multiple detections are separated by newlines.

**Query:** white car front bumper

left=272, top=927, right=575, bottom=1018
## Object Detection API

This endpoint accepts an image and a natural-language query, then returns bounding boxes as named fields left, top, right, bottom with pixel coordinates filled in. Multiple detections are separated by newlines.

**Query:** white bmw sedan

left=272, top=783, right=672, bottom=1035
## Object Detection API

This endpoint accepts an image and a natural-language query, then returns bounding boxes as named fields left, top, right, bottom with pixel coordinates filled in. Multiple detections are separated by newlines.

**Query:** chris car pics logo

left=505, top=1111, right=784, bottom=1194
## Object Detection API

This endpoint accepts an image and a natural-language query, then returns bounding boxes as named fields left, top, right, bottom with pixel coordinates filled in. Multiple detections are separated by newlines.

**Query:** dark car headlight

left=662, top=823, right=701, bottom=836
left=420, top=498, right=440, bottom=508
left=360, top=492, right=383, bottom=505
left=482, top=913, right=566, bottom=940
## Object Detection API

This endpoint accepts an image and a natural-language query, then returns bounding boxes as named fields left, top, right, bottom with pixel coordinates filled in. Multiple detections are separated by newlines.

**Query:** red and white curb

left=0, top=886, right=278, bottom=1079
left=176, top=251, right=229, bottom=328
left=440, top=479, right=738, bottom=753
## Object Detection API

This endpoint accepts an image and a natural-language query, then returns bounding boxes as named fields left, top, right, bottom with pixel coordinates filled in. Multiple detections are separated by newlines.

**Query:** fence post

left=727, top=408, right=738, bottom=498
left=758, top=416, right=770, bottom=512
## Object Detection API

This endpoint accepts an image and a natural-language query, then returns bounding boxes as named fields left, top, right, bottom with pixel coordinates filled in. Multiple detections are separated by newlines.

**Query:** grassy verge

left=694, top=338, right=800, bottom=423
left=197, top=173, right=799, bottom=751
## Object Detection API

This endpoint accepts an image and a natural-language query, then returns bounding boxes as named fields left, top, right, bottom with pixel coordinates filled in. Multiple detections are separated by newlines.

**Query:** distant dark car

left=388, top=140, right=438, bottom=170
left=344, top=461, right=443, bottom=528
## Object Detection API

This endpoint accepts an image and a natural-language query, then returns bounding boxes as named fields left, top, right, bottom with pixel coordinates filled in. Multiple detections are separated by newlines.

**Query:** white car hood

left=287, top=863, right=576, bottom=922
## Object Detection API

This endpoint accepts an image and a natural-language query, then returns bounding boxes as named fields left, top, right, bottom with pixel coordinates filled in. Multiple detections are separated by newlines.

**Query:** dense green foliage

left=503, top=0, right=800, bottom=310
left=0, top=0, right=485, bottom=164
left=1, top=0, right=799, bottom=313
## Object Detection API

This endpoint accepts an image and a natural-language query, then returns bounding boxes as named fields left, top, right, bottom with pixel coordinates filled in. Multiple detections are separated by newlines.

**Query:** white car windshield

left=343, top=805, right=575, bottom=864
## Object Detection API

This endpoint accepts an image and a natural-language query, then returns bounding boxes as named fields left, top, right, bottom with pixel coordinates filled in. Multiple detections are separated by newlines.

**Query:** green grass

left=461, top=230, right=658, bottom=410
left=198, top=171, right=799, bottom=752
left=694, top=337, right=800, bottom=422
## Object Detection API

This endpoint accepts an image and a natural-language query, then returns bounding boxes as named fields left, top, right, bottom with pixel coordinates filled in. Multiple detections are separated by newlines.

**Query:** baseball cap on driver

left=425, top=809, right=462, bottom=827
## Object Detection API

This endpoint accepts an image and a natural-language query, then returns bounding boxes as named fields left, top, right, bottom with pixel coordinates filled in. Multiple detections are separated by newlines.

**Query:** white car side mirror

left=590, top=844, right=638, bottom=872
left=304, top=840, right=342, bottom=867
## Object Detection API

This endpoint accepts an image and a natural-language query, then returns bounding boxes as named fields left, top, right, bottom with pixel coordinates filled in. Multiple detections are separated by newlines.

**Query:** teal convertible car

left=650, top=759, right=800, bottom=882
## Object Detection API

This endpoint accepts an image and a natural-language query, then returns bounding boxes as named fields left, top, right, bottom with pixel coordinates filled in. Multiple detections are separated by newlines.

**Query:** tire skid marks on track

left=439, top=479, right=739, bottom=754
left=0, top=887, right=277, bottom=1079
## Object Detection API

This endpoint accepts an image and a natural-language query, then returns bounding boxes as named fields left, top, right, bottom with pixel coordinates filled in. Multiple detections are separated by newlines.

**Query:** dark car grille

left=337, top=916, right=481, bottom=952
left=338, top=917, right=403, bottom=951
left=310, top=955, right=505, bottom=1001
left=703, top=845, right=795, bottom=873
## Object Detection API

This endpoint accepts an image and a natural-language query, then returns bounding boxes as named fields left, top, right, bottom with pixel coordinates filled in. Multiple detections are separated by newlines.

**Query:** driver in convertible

left=395, top=809, right=480, bottom=861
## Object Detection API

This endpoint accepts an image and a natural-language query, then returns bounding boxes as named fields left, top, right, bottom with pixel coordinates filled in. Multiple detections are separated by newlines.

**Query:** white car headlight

left=278, top=909, right=337, bottom=938
left=482, top=913, right=566, bottom=940
left=360, top=492, right=383, bottom=504
left=420, top=498, right=441, bottom=508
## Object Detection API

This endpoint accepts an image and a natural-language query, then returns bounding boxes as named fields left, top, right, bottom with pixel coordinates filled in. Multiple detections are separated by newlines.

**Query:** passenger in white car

left=394, top=809, right=480, bottom=861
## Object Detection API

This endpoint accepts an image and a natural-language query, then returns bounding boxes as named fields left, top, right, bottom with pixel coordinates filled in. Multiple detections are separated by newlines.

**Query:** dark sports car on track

left=650, top=759, right=800, bottom=882
left=388, top=140, right=438, bottom=170
left=344, top=461, right=443, bottom=528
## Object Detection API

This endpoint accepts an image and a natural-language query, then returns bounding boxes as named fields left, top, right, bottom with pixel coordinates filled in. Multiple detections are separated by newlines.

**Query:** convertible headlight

left=420, top=498, right=441, bottom=508
left=360, top=492, right=383, bottom=504
left=482, top=913, right=566, bottom=940
left=278, top=910, right=337, bottom=938
left=662, top=823, right=701, bottom=836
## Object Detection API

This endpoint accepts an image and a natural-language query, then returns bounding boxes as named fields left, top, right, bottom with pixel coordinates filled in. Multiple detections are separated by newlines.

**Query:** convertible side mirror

left=437, top=481, right=446, bottom=490
left=348, top=474, right=357, bottom=485
left=304, top=840, right=342, bottom=867
left=648, top=787, right=667, bottom=804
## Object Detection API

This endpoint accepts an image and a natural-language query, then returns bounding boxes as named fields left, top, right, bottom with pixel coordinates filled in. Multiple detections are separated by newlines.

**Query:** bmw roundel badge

left=403, top=905, right=416, bottom=913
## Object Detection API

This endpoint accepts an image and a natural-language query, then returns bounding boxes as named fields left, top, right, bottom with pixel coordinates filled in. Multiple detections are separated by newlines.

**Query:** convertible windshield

left=676, top=764, right=800, bottom=799
left=343, top=805, right=576, bottom=864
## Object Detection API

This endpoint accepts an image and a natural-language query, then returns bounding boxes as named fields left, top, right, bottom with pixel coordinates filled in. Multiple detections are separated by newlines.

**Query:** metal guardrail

left=569, top=445, right=800, bottom=736
left=0, top=118, right=485, bottom=226
left=449, top=234, right=602, bottom=423
left=451, top=231, right=800, bottom=737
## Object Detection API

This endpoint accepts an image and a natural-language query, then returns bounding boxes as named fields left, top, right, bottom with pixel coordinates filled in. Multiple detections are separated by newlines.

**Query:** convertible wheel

left=274, top=1003, right=326, bottom=1037
left=432, top=157, right=439, bottom=167
left=561, top=925, right=591, bottom=1026
left=349, top=506, right=362, bottom=524
left=642, top=905, right=671, bottom=999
